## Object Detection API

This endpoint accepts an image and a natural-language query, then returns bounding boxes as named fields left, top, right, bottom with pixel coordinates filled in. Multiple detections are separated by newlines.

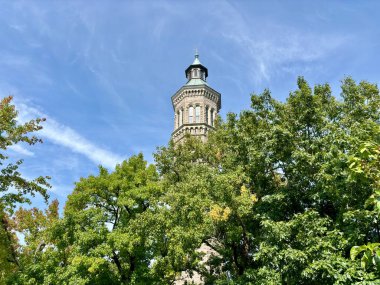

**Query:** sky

left=1, top=0, right=380, bottom=210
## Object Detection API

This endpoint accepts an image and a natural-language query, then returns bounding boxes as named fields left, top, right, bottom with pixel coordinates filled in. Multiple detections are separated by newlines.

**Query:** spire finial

left=195, top=48, right=199, bottom=58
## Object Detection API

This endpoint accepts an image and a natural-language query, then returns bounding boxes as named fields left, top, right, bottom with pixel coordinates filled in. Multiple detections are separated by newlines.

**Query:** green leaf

left=367, top=242, right=380, bottom=252
left=361, top=253, right=370, bottom=269
left=351, top=245, right=366, bottom=260
left=373, top=254, right=380, bottom=271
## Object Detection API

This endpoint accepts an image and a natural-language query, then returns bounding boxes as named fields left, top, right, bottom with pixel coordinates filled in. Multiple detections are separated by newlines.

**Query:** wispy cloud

left=8, top=144, right=34, bottom=156
left=212, top=1, right=349, bottom=83
left=66, top=81, right=84, bottom=98
left=0, top=53, right=31, bottom=67
left=16, top=102, right=124, bottom=169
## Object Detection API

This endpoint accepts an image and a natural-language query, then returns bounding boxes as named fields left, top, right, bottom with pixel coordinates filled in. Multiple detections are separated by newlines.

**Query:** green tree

left=0, top=96, right=50, bottom=283
left=22, top=154, right=162, bottom=284
left=154, top=135, right=258, bottom=283
left=10, top=200, right=60, bottom=285
left=349, top=131, right=380, bottom=275
left=11, top=77, right=380, bottom=285
left=154, top=77, right=380, bottom=284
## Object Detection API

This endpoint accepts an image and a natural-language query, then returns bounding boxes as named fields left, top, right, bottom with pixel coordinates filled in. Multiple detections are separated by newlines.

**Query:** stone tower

left=171, top=52, right=221, bottom=143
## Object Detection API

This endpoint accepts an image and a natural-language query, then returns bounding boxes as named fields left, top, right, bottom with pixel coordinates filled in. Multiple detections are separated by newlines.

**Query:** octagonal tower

left=171, top=52, right=221, bottom=143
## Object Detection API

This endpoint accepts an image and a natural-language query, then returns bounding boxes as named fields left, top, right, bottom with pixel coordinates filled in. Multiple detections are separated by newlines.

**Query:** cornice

left=171, top=85, right=221, bottom=110
left=171, top=123, right=215, bottom=137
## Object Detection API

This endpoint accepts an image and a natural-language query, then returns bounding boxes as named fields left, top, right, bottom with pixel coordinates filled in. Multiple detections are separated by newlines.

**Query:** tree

left=10, top=77, right=380, bottom=284
left=154, top=135, right=258, bottom=283
left=10, top=200, right=59, bottom=285
left=349, top=131, right=380, bottom=274
left=154, top=77, right=380, bottom=284
left=0, top=96, right=50, bottom=283
left=21, top=154, right=162, bottom=284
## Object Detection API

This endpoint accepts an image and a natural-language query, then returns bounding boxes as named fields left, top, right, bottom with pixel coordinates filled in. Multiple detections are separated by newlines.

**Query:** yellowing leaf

left=251, top=193, right=258, bottom=203
left=209, top=205, right=231, bottom=222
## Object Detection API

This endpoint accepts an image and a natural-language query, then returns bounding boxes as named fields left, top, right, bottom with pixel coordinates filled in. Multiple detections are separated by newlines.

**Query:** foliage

left=0, top=96, right=50, bottom=212
left=7, top=77, right=380, bottom=284
left=14, top=154, right=163, bottom=284
left=0, top=96, right=50, bottom=284
left=349, top=138, right=380, bottom=274
left=351, top=243, right=380, bottom=271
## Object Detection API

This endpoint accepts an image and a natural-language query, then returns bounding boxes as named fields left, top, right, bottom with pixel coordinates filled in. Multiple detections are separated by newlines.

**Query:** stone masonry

left=171, top=52, right=221, bottom=142
left=172, top=53, right=222, bottom=284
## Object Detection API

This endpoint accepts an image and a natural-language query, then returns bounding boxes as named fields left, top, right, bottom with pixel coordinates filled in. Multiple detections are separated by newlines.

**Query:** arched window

left=195, top=106, right=200, bottom=123
left=189, top=106, right=194, bottom=123
left=177, top=111, right=180, bottom=127
left=205, top=106, right=209, bottom=124
left=210, top=109, right=214, bottom=126
left=180, top=109, right=183, bottom=125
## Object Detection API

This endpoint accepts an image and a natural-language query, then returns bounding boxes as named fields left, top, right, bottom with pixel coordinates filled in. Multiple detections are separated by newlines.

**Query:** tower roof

left=185, top=51, right=208, bottom=79
left=192, top=49, right=201, bottom=65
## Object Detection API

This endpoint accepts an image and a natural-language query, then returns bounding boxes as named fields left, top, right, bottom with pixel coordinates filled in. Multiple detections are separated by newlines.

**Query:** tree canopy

left=3, top=77, right=380, bottom=284
left=0, top=96, right=50, bottom=284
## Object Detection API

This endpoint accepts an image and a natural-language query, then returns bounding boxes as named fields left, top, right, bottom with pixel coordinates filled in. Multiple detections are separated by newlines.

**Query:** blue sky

left=1, top=0, right=380, bottom=210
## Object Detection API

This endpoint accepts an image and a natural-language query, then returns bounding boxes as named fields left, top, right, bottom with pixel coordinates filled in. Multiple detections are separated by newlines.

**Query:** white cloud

left=213, top=1, right=349, bottom=83
left=8, top=144, right=34, bottom=156
left=16, top=102, right=124, bottom=169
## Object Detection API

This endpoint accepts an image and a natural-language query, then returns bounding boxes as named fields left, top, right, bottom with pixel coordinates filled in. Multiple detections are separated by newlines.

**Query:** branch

left=112, top=250, right=127, bottom=283
left=1, top=216, right=20, bottom=267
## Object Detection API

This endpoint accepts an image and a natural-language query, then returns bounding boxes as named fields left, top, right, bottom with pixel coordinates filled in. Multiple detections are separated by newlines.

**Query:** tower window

left=189, top=106, right=194, bottom=123
left=205, top=106, right=209, bottom=124
left=211, top=109, right=214, bottom=126
left=177, top=111, right=180, bottom=127
left=195, top=106, right=200, bottom=123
